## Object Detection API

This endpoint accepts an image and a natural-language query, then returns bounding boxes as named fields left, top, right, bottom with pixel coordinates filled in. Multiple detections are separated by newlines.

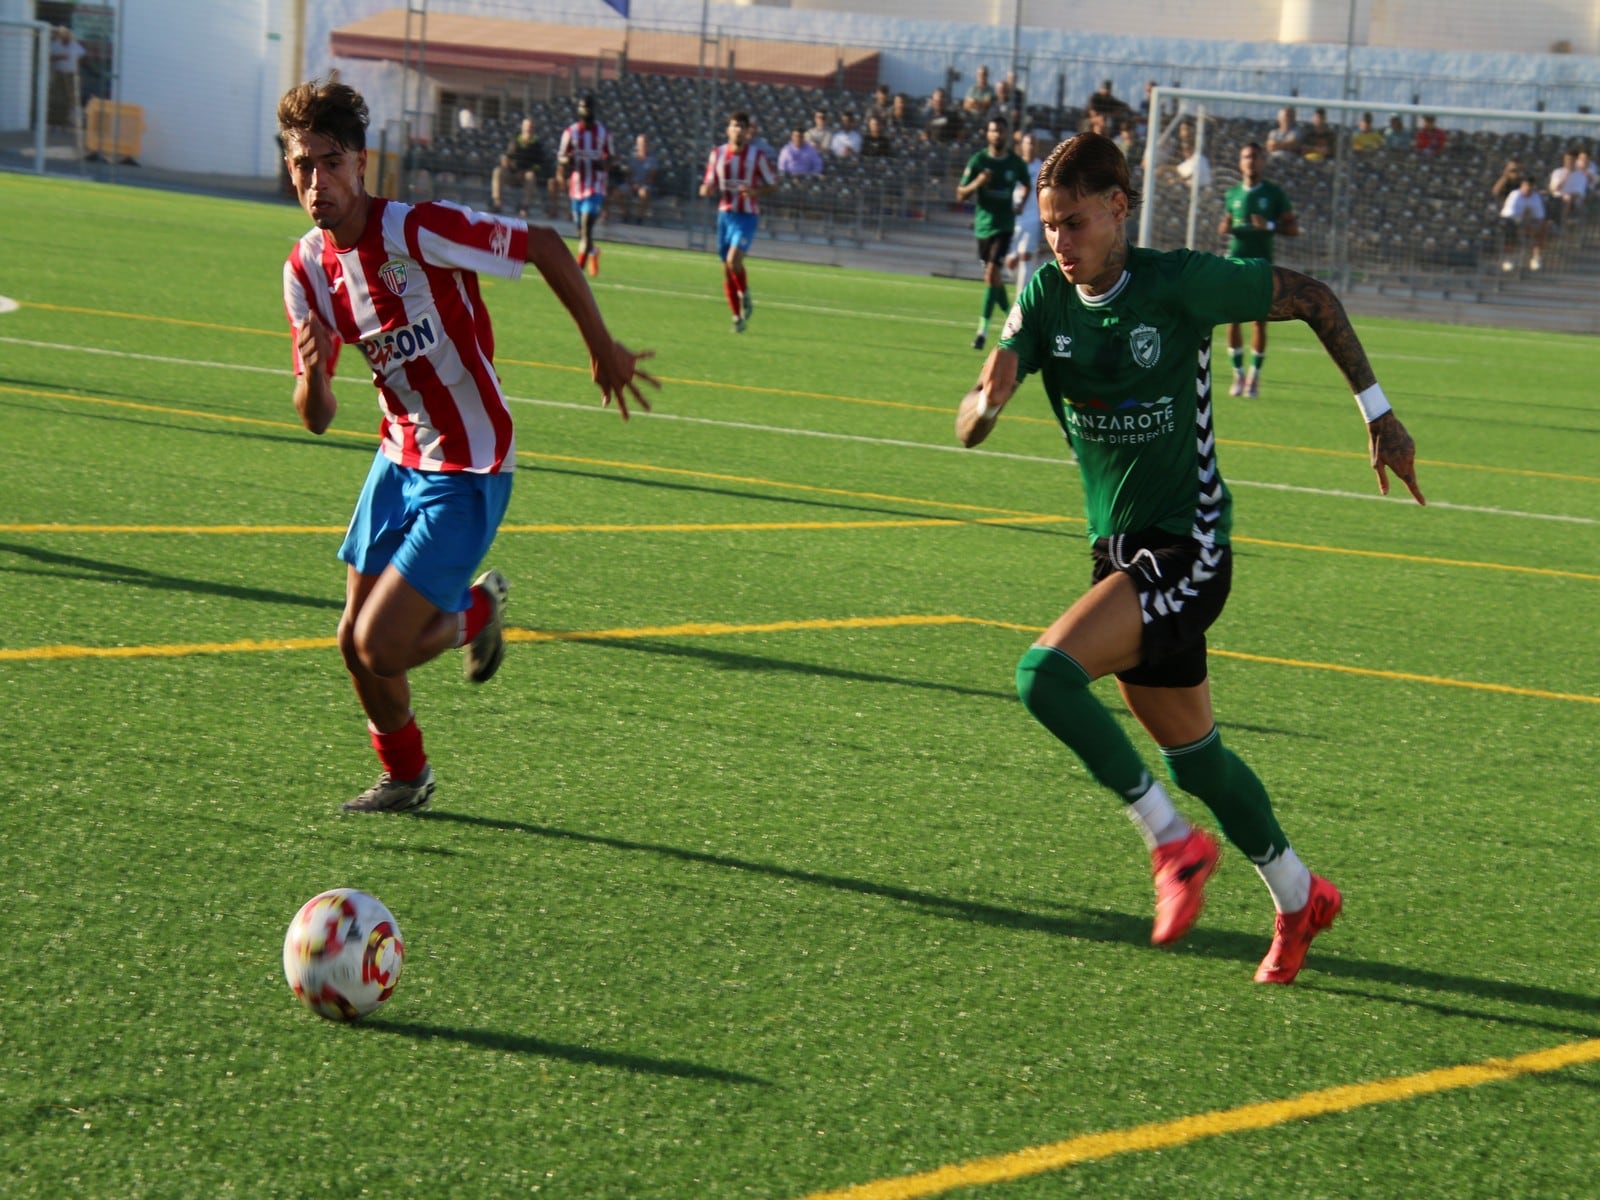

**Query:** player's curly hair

left=278, top=75, right=369, bottom=153
left=1038, top=131, right=1142, bottom=216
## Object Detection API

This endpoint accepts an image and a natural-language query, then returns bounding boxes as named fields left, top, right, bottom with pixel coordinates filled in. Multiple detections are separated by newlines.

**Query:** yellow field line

left=8, top=306, right=1595, bottom=483
left=1207, top=647, right=1600, bottom=703
left=4, top=615, right=1594, bottom=704
left=800, top=1038, right=1600, bottom=1200
left=0, top=614, right=982, bottom=664
left=4, top=519, right=1594, bottom=584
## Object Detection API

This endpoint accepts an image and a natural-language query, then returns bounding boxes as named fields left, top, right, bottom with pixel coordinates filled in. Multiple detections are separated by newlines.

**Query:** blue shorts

left=339, top=453, right=514, bottom=613
left=572, top=194, right=604, bottom=222
left=717, top=211, right=759, bottom=259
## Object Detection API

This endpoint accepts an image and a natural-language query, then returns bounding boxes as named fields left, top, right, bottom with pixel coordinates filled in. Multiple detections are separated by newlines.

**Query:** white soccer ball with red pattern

left=282, top=889, right=404, bottom=1021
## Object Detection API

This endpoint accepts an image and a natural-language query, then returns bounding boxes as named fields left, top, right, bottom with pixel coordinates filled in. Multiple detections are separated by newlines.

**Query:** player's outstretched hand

left=591, top=340, right=659, bottom=421
left=1368, top=410, right=1425, bottom=505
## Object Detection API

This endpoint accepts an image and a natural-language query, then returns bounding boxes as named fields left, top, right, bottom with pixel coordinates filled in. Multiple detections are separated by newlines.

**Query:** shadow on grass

left=0, top=541, right=342, bottom=611
left=423, top=812, right=1600, bottom=1022
left=554, top=638, right=1318, bottom=739
left=361, top=1017, right=772, bottom=1086
left=573, top=636, right=1015, bottom=702
left=527, top=460, right=1079, bottom=532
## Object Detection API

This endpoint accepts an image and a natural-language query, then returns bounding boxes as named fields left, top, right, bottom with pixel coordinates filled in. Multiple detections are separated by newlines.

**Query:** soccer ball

left=282, top=888, right=404, bottom=1021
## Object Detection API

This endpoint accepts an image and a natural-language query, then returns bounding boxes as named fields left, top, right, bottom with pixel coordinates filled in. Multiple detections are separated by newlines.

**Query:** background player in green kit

left=956, top=132, right=1424, bottom=984
left=1218, top=141, right=1298, bottom=396
left=957, top=115, right=1029, bottom=351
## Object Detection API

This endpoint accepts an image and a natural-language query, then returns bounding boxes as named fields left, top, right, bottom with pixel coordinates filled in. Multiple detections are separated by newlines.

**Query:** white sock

left=1255, top=847, right=1311, bottom=913
left=1125, top=781, right=1191, bottom=851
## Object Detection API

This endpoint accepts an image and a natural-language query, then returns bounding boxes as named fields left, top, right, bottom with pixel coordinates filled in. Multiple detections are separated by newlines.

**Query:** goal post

left=1137, top=87, right=1600, bottom=289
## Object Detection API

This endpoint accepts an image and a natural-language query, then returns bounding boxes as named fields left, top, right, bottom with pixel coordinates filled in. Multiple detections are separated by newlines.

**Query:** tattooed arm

left=1267, top=267, right=1426, bottom=506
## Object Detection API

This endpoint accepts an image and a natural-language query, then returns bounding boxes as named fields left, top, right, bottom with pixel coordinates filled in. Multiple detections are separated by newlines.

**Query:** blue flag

left=602, top=0, right=629, bottom=15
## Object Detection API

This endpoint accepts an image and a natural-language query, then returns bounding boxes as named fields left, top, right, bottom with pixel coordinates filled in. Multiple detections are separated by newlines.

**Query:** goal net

left=1136, top=88, right=1600, bottom=288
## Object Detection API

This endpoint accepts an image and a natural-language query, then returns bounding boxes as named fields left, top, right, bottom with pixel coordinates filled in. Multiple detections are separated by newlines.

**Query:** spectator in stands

left=620, top=133, right=657, bottom=223
left=47, top=26, right=85, bottom=132
left=747, top=115, right=777, bottom=162
left=886, top=92, right=916, bottom=134
left=1383, top=113, right=1410, bottom=150
left=1500, top=178, right=1548, bottom=272
left=830, top=112, right=862, bottom=159
left=1577, top=149, right=1598, bottom=190
left=1137, top=79, right=1163, bottom=135
left=804, top=109, right=832, bottom=155
left=1116, top=124, right=1141, bottom=165
left=557, top=93, right=613, bottom=276
left=1302, top=107, right=1336, bottom=161
left=1085, top=109, right=1112, bottom=139
left=965, top=65, right=996, bottom=116
left=861, top=115, right=893, bottom=158
left=922, top=88, right=964, bottom=143
left=1265, top=106, right=1302, bottom=161
left=994, top=75, right=1022, bottom=130
left=1086, top=79, right=1130, bottom=131
left=1414, top=113, right=1446, bottom=156
left=866, top=84, right=893, bottom=124
left=1548, top=147, right=1589, bottom=220
left=491, top=117, right=543, bottom=218
left=1491, top=157, right=1532, bottom=203
left=1156, top=118, right=1211, bottom=190
left=778, top=126, right=824, bottom=176
left=1218, top=141, right=1298, bottom=397
left=1350, top=112, right=1383, bottom=154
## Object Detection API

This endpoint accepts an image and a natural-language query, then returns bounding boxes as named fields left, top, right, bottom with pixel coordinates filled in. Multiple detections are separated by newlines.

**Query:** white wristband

left=974, top=395, right=995, bottom=419
left=1354, top=382, right=1392, bottom=422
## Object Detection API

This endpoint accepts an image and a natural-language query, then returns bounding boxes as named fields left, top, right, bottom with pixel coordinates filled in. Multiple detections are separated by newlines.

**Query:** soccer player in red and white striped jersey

left=279, top=77, right=658, bottom=813
left=556, top=93, right=613, bottom=277
left=700, top=111, right=777, bottom=332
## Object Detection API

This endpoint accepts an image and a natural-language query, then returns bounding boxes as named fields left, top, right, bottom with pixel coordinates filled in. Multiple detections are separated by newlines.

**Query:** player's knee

left=1015, top=644, right=1087, bottom=714
left=340, top=613, right=406, bottom=679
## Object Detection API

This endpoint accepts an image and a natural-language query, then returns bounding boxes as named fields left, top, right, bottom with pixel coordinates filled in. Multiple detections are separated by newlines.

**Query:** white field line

left=2, top=335, right=1593, bottom=526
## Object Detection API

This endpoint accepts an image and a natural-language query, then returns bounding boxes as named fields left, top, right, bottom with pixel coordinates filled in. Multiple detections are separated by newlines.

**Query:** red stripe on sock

left=455, top=585, right=492, bottom=647
left=370, top=715, right=427, bottom=782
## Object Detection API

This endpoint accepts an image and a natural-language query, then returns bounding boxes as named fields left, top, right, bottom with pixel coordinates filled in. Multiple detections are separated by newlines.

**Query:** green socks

left=1160, top=727, right=1287, bottom=862
left=1015, top=645, right=1153, bottom=802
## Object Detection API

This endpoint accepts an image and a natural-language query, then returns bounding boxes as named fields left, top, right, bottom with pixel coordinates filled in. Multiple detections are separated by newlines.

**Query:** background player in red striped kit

left=700, top=111, right=777, bottom=333
left=556, top=93, right=613, bottom=277
left=279, top=76, right=658, bottom=813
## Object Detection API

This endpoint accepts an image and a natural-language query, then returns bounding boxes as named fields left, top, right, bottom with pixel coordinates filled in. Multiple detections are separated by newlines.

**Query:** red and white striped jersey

left=558, top=121, right=612, bottom=200
left=702, top=143, right=776, bottom=214
left=283, top=197, right=528, bottom=474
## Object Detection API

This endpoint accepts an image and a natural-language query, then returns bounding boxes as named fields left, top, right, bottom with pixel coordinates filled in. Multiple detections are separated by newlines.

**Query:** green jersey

left=998, top=247, right=1273, bottom=543
left=1222, top=179, right=1293, bottom=260
left=960, top=150, right=1028, bottom=239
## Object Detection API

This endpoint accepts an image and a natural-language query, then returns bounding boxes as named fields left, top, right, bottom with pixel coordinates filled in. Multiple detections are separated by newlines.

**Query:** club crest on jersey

left=490, top=222, right=513, bottom=260
left=1051, top=333, right=1073, bottom=358
left=1001, top=303, right=1024, bottom=341
left=378, top=259, right=408, bottom=296
left=1130, top=323, right=1161, bottom=368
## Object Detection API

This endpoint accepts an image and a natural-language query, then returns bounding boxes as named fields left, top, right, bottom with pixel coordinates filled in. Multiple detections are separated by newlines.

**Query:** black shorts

left=1091, top=529, right=1233, bottom=689
left=976, top=233, right=1009, bottom=266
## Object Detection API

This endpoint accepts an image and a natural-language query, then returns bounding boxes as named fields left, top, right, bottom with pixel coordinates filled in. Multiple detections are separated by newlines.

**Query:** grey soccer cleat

left=464, top=569, right=510, bottom=683
left=342, top=766, right=435, bottom=813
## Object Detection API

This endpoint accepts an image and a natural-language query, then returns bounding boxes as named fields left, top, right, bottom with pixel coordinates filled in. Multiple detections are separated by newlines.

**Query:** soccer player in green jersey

left=1218, top=142, right=1298, bottom=397
left=956, top=133, right=1424, bottom=984
left=957, top=115, right=1029, bottom=351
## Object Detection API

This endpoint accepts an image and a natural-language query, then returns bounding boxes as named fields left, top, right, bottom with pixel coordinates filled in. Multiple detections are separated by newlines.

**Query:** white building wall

left=115, top=0, right=288, bottom=175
